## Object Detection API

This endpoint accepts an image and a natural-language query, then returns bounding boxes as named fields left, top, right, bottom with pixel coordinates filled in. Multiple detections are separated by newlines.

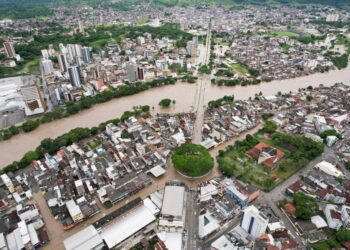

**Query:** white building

left=1, top=174, right=15, bottom=193
left=314, top=161, right=344, bottom=178
left=159, top=185, right=185, bottom=232
left=240, top=205, right=268, bottom=239
left=0, top=233, right=7, bottom=250
left=326, top=14, right=339, bottom=22
left=41, top=59, right=54, bottom=76
left=198, top=212, right=220, bottom=239
left=66, top=200, right=84, bottom=223
left=341, top=205, right=350, bottom=229
left=100, top=205, right=155, bottom=249
left=63, top=225, right=104, bottom=250
left=20, top=82, right=45, bottom=116
left=324, top=204, right=342, bottom=230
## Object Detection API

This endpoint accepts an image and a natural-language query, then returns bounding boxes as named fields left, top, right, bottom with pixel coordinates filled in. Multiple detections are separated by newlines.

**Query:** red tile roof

left=246, top=141, right=285, bottom=169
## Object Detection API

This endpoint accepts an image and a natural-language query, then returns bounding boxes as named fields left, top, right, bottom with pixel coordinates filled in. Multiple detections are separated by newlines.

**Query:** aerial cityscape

left=1, top=0, right=350, bottom=249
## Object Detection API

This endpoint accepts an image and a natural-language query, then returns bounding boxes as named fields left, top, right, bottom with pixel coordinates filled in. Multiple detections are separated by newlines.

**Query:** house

left=66, top=200, right=84, bottom=224
left=324, top=204, right=342, bottom=230
left=246, top=142, right=285, bottom=169
left=341, top=205, right=350, bottom=229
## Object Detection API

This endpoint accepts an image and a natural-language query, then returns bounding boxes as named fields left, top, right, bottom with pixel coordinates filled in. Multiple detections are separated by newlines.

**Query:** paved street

left=201, top=215, right=241, bottom=250
left=192, top=19, right=211, bottom=144
left=185, top=189, right=199, bottom=250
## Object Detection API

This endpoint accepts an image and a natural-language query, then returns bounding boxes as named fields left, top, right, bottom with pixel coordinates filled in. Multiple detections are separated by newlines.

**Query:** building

left=82, top=47, right=90, bottom=64
left=324, top=204, right=342, bottom=230
left=326, top=14, right=339, bottom=22
left=198, top=212, right=220, bottom=239
left=3, top=42, right=16, bottom=58
left=159, top=184, right=186, bottom=232
left=137, top=66, right=144, bottom=81
left=246, top=142, right=285, bottom=169
left=58, top=53, right=69, bottom=73
left=126, top=63, right=138, bottom=82
left=41, top=59, right=54, bottom=76
left=1, top=174, right=15, bottom=193
left=341, top=205, right=350, bottom=229
left=63, top=225, right=104, bottom=250
left=186, top=41, right=197, bottom=57
left=240, top=205, right=268, bottom=239
left=20, top=82, right=46, bottom=116
left=66, top=200, right=84, bottom=224
left=100, top=205, right=156, bottom=249
left=0, top=233, right=8, bottom=250
left=227, top=185, right=248, bottom=208
left=77, top=20, right=84, bottom=33
left=314, top=161, right=344, bottom=178
left=68, top=66, right=82, bottom=87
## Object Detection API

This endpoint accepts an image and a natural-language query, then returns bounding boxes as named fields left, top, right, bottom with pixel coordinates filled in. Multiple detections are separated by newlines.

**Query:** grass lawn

left=136, top=17, right=149, bottom=25
left=90, top=36, right=121, bottom=49
left=218, top=132, right=323, bottom=191
left=22, top=58, right=40, bottom=74
left=220, top=41, right=230, bottom=46
left=269, top=30, right=300, bottom=38
left=311, top=239, right=341, bottom=250
left=231, top=63, right=248, bottom=75
left=218, top=148, right=283, bottom=191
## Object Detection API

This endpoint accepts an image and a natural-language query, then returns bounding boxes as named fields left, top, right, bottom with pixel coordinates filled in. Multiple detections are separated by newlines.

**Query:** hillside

left=0, top=0, right=349, bottom=19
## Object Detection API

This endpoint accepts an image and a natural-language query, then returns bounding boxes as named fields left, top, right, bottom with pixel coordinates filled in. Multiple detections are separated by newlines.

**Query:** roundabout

left=172, top=143, right=214, bottom=178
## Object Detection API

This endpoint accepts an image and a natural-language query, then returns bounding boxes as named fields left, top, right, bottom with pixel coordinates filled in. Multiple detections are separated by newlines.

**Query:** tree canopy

left=172, top=143, right=214, bottom=177
left=293, top=192, right=318, bottom=220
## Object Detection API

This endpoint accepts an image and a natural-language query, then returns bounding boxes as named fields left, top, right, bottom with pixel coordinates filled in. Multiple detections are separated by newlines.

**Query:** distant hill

left=150, top=0, right=349, bottom=9
left=0, top=0, right=349, bottom=19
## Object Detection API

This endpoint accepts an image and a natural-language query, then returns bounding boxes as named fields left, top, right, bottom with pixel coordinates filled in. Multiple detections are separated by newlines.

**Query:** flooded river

left=1, top=66, right=350, bottom=167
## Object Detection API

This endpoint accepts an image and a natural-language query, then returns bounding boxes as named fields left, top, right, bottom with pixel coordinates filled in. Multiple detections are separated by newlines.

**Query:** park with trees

left=172, top=143, right=214, bottom=177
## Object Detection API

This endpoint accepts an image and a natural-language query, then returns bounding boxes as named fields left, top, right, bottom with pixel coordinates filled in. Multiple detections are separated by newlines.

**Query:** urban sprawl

left=0, top=2, right=350, bottom=250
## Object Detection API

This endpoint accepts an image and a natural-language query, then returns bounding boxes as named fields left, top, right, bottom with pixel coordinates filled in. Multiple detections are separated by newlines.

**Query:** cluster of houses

left=197, top=176, right=299, bottom=249
left=201, top=99, right=259, bottom=149
left=266, top=83, right=350, bottom=147
left=0, top=173, right=49, bottom=249
left=6, top=112, right=194, bottom=231
left=226, top=35, right=332, bottom=81
left=283, top=158, right=350, bottom=244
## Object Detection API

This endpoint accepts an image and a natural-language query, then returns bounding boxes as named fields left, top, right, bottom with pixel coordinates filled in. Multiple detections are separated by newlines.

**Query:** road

left=192, top=18, right=212, bottom=144
left=40, top=61, right=53, bottom=112
left=185, top=189, right=199, bottom=250
left=201, top=215, right=241, bottom=250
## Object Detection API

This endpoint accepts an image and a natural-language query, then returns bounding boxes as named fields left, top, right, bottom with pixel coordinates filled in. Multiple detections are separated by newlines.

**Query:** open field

left=231, top=62, right=248, bottom=75
left=269, top=30, right=300, bottom=38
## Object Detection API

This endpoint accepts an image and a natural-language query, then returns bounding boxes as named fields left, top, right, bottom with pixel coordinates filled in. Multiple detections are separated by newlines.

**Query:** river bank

left=0, top=65, right=350, bottom=167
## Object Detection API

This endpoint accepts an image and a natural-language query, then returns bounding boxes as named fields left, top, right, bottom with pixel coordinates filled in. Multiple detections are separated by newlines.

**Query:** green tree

left=159, top=98, right=172, bottom=107
left=21, top=120, right=39, bottom=132
left=293, top=192, right=318, bottom=220
left=263, top=121, right=277, bottom=134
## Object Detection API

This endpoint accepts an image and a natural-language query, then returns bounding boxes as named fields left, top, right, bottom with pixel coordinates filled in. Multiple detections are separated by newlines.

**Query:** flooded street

left=35, top=124, right=262, bottom=250
left=0, top=66, right=350, bottom=167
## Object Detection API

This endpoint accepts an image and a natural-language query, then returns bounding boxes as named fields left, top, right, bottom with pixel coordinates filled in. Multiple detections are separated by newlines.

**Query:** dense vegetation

left=158, top=98, right=172, bottom=107
left=172, top=143, right=214, bottom=177
left=262, top=121, right=277, bottom=134
left=211, top=78, right=261, bottom=87
left=293, top=192, right=318, bottom=220
left=0, top=105, right=150, bottom=174
left=208, top=95, right=234, bottom=108
left=325, top=51, right=349, bottom=70
left=320, top=129, right=342, bottom=139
